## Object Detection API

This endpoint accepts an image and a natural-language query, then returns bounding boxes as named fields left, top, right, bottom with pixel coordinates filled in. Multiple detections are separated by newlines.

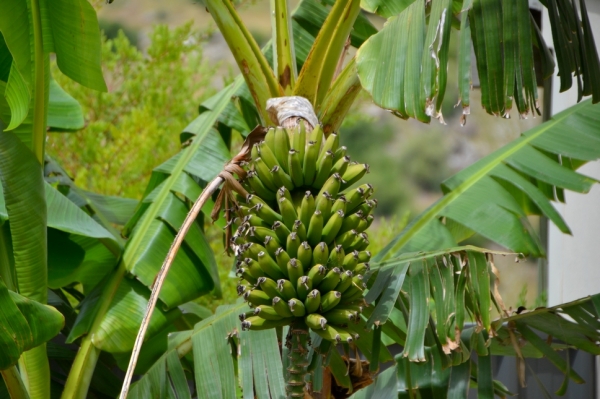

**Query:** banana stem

left=286, top=321, right=310, bottom=398
left=1, top=365, right=31, bottom=399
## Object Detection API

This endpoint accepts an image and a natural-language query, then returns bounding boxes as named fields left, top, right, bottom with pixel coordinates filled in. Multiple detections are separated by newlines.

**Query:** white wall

left=542, top=1, right=600, bottom=306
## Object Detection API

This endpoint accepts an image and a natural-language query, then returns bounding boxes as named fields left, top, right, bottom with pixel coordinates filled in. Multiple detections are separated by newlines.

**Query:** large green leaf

left=356, top=0, right=600, bottom=122
left=360, top=0, right=416, bottom=18
left=47, top=77, right=84, bottom=131
left=0, top=275, right=64, bottom=370
left=376, top=100, right=600, bottom=261
left=129, top=303, right=287, bottom=399
left=0, top=130, right=46, bottom=304
left=46, top=0, right=106, bottom=91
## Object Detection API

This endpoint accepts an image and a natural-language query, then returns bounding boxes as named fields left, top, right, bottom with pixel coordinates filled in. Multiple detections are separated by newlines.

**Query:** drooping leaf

left=376, top=100, right=600, bottom=261
left=360, top=0, right=416, bottom=18
left=47, top=0, right=107, bottom=91
left=0, top=130, right=46, bottom=303
left=0, top=275, right=64, bottom=370
left=47, top=76, right=84, bottom=131
left=356, top=0, right=600, bottom=122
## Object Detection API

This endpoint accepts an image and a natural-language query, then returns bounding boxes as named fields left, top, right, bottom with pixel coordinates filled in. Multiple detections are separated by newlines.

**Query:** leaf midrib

left=380, top=103, right=587, bottom=260
left=122, top=79, right=242, bottom=266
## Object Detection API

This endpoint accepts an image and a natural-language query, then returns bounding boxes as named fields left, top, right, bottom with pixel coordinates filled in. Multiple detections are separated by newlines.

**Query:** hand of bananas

left=233, top=124, right=375, bottom=344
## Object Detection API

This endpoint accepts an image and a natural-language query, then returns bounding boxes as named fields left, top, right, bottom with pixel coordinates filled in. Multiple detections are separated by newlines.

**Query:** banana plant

left=3, top=0, right=600, bottom=399
left=115, top=0, right=600, bottom=398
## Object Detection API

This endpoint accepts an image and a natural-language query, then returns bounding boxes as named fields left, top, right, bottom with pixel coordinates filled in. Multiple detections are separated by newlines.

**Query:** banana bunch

left=233, top=124, right=375, bottom=344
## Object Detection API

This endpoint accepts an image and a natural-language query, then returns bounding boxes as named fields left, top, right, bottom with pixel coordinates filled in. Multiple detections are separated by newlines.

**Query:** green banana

left=307, top=265, right=326, bottom=286
left=321, top=291, right=342, bottom=312
left=290, top=123, right=306, bottom=163
left=257, top=276, right=281, bottom=299
left=297, top=241, right=312, bottom=270
left=251, top=141, right=260, bottom=162
left=308, top=124, right=324, bottom=150
left=310, top=324, right=342, bottom=342
left=271, top=165, right=295, bottom=192
left=257, top=140, right=280, bottom=170
left=275, top=248, right=291, bottom=276
left=247, top=195, right=282, bottom=224
left=254, top=157, right=278, bottom=191
left=304, top=289, right=321, bottom=314
left=307, top=210, right=324, bottom=246
left=241, top=316, right=293, bottom=331
left=343, top=183, right=373, bottom=213
left=327, top=244, right=345, bottom=268
left=349, top=232, right=369, bottom=251
left=244, top=290, right=272, bottom=307
left=241, top=242, right=267, bottom=260
left=278, top=197, right=298, bottom=230
left=330, top=196, right=347, bottom=215
left=336, top=229, right=358, bottom=249
left=312, top=150, right=334, bottom=188
left=299, top=191, right=315, bottom=228
left=357, top=251, right=371, bottom=263
left=254, top=305, right=284, bottom=321
left=315, top=192, right=333, bottom=221
left=286, top=232, right=300, bottom=258
left=322, top=210, right=344, bottom=244
left=322, top=309, right=356, bottom=325
left=287, top=258, right=304, bottom=288
left=264, top=128, right=276, bottom=151
left=249, top=226, right=280, bottom=246
left=342, top=251, right=359, bottom=271
left=288, top=299, right=306, bottom=317
left=333, top=145, right=347, bottom=164
left=288, top=149, right=304, bottom=188
left=355, top=217, right=369, bottom=234
left=272, top=221, right=292, bottom=244
left=237, top=282, right=251, bottom=296
left=273, top=127, right=290, bottom=172
left=244, top=258, right=265, bottom=280
left=296, top=276, right=312, bottom=301
left=265, top=236, right=280, bottom=258
left=317, top=133, right=339, bottom=165
left=331, top=155, right=350, bottom=176
left=305, top=314, right=328, bottom=330
left=335, top=270, right=354, bottom=293
left=277, top=279, right=297, bottom=301
left=292, top=220, right=307, bottom=242
left=243, top=214, right=269, bottom=229
left=246, top=170, right=276, bottom=201
left=341, top=163, right=369, bottom=189
left=239, top=309, right=255, bottom=322
left=272, top=296, right=294, bottom=318
left=365, top=214, right=374, bottom=229
left=317, top=267, right=342, bottom=292
left=258, top=251, right=286, bottom=280
left=353, top=262, right=369, bottom=275
left=312, top=242, right=329, bottom=266
left=277, top=186, right=293, bottom=203
left=237, top=267, right=258, bottom=285
left=317, top=173, right=343, bottom=199
left=302, top=140, right=319, bottom=185
left=339, top=289, right=364, bottom=305
left=332, top=327, right=355, bottom=344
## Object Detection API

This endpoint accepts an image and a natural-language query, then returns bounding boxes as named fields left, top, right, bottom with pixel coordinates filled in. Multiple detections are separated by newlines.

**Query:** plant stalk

left=17, top=0, right=50, bottom=397
left=286, top=321, right=310, bottom=398
left=61, top=263, right=126, bottom=399
left=271, top=0, right=296, bottom=94
left=118, top=176, right=225, bottom=399
left=1, top=365, right=31, bottom=399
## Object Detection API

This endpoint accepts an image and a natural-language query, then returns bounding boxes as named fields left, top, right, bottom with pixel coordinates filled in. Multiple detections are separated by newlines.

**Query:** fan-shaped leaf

left=130, top=303, right=287, bottom=399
